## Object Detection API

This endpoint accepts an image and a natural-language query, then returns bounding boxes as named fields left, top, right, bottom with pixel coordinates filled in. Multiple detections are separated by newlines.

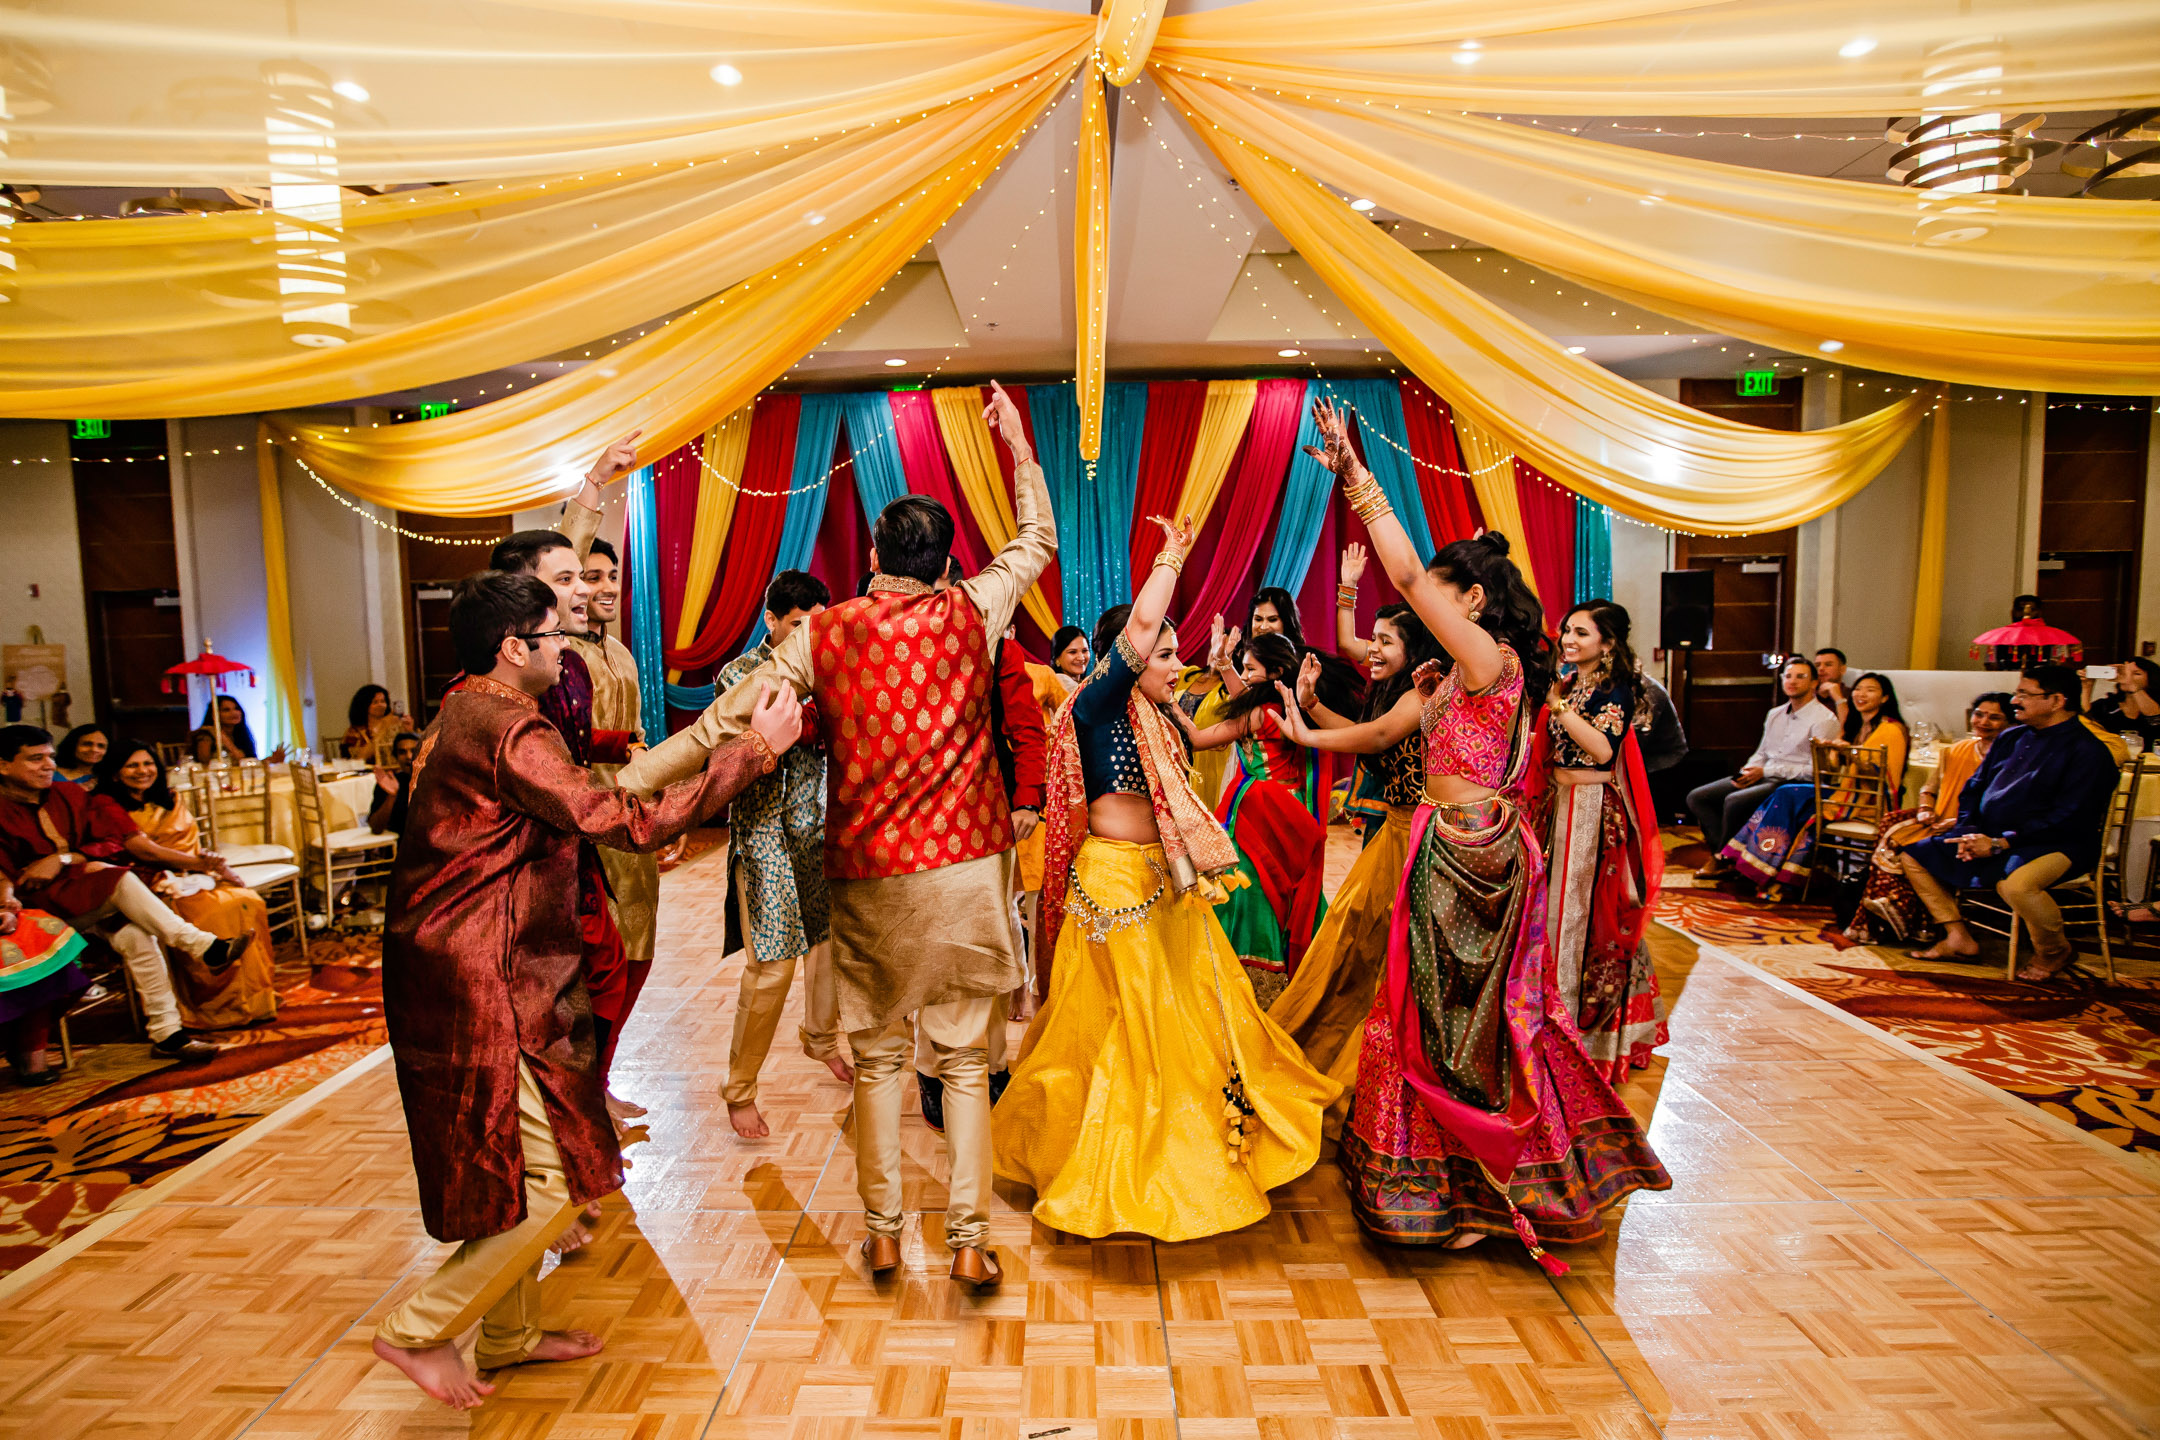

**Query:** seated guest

left=1831, top=692, right=2013, bottom=948
left=94, top=742, right=278, bottom=1029
left=0, top=725, right=235, bottom=1063
left=1813, top=647, right=1853, bottom=725
left=0, top=897, right=91, bottom=1086
left=190, top=695, right=259, bottom=765
left=369, top=732, right=424, bottom=835
left=1721, top=673, right=1908, bottom=901
left=1898, top=665, right=2120, bottom=982
left=1689, top=657, right=1840, bottom=872
left=2084, top=658, right=2160, bottom=748
left=342, top=685, right=405, bottom=762
left=53, top=724, right=110, bottom=785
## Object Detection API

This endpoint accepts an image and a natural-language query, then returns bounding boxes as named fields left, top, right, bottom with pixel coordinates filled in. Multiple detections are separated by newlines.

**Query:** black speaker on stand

left=1661, top=570, right=1714, bottom=653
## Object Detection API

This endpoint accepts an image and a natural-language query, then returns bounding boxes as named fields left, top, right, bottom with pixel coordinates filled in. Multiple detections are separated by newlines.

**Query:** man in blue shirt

left=1900, top=664, right=2120, bottom=981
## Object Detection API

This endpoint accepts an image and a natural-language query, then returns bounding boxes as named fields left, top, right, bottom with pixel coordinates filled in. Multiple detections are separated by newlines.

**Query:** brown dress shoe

left=861, top=1234, right=901, bottom=1274
left=949, top=1245, right=1002, bottom=1290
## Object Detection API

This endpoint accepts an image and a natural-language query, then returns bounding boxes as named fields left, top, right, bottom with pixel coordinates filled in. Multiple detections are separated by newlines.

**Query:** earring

left=1469, top=609, right=1483, bottom=622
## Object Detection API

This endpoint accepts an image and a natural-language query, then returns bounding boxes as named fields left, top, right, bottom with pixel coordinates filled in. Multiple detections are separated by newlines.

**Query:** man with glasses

left=1898, top=663, right=2120, bottom=982
left=372, top=571, right=800, bottom=1411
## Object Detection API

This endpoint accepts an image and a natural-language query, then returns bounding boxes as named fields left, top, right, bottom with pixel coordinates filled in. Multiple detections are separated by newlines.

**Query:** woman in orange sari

left=95, top=743, right=278, bottom=1028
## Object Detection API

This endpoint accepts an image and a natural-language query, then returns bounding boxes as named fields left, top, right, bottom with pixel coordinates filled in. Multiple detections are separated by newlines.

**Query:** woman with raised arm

left=1300, top=397, right=1666, bottom=1266
left=1543, top=602, right=1667, bottom=1082
left=1177, top=629, right=1329, bottom=1006
left=992, top=517, right=1337, bottom=1242
left=1267, top=602, right=1441, bottom=1136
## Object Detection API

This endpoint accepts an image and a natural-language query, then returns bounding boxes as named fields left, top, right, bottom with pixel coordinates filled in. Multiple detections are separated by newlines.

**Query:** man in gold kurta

left=617, top=382, right=1053, bottom=1287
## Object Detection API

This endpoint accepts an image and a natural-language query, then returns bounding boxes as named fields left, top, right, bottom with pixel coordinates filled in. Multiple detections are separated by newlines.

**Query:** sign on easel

left=3, top=645, right=66, bottom=702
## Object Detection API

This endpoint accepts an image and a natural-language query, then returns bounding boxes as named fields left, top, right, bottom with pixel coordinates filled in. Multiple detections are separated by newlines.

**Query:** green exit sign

left=416, top=401, right=456, bottom=420
left=1738, top=370, right=1780, bottom=397
left=71, top=418, right=111, bottom=439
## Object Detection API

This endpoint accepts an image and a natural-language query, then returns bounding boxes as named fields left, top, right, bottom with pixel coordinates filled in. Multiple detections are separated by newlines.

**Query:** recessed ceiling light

left=332, top=81, right=369, bottom=102
left=710, top=63, right=743, bottom=86
left=1818, top=339, right=1845, bottom=352
left=805, top=212, right=825, bottom=226
left=1566, top=346, right=1587, bottom=355
left=1349, top=198, right=1376, bottom=212
left=1278, top=348, right=1303, bottom=358
left=883, top=357, right=907, bottom=367
left=1452, top=49, right=1481, bottom=65
left=1839, top=36, right=1877, bottom=57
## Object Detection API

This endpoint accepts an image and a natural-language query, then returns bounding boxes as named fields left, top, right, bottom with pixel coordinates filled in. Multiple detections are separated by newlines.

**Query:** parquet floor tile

left=5, top=842, right=2160, bottom=1439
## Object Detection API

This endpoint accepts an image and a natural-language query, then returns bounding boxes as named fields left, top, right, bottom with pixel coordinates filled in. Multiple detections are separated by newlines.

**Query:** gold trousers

left=375, top=1060, right=584, bottom=1367
left=851, top=995, right=993, bottom=1250
left=1900, top=850, right=2074, bottom=958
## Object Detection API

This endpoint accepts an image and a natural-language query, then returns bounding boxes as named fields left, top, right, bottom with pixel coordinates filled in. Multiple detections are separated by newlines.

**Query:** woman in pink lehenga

left=1299, top=398, right=1668, bottom=1268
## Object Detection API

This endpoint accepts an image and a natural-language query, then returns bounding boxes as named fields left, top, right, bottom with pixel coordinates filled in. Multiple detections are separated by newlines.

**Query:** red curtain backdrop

left=652, top=441, right=702, bottom=639
left=889, top=390, right=993, bottom=575
left=1514, top=457, right=1578, bottom=618
left=1128, top=380, right=1208, bottom=585
left=667, top=392, right=800, bottom=670
left=1173, top=378, right=1307, bottom=663
left=810, top=435, right=871, bottom=601
left=1399, top=379, right=1484, bottom=546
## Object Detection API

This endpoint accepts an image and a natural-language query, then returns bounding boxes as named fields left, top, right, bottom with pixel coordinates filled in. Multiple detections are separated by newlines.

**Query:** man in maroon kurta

left=371, top=571, right=801, bottom=1410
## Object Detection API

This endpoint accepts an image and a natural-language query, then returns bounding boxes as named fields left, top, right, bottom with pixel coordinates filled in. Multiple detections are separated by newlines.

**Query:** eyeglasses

left=515, top=629, right=570, bottom=644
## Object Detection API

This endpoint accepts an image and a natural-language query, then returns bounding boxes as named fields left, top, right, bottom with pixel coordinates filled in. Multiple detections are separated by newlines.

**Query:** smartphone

left=2086, top=664, right=2115, bottom=680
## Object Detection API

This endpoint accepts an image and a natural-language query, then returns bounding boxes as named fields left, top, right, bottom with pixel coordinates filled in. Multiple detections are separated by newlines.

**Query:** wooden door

left=398, top=513, right=509, bottom=722
left=2040, top=398, right=2149, bottom=661
left=71, top=420, right=189, bottom=741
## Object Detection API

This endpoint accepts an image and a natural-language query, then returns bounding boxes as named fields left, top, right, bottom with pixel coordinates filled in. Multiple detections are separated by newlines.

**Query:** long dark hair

left=1429, top=532, right=1552, bottom=699
left=54, top=724, right=109, bottom=773
left=93, top=741, right=174, bottom=812
left=1844, top=671, right=1906, bottom=743
left=1088, top=603, right=1189, bottom=756
left=348, top=684, right=389, bottom=730
left=1367, top=603, right=1445, bottom=721
left=1562, top=599, right=1649, bottom=725
left=1248, top=586, right=1305, bottom=652
left=1223, top=631, right=1301, bottom=720
left=198, top=698, right=257, bottom=758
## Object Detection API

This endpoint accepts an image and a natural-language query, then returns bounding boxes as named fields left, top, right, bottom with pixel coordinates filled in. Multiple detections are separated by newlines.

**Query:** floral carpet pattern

left=0, top=934, right=385, bottom=1274
left=1657, top=863, right=2160, bottom=1167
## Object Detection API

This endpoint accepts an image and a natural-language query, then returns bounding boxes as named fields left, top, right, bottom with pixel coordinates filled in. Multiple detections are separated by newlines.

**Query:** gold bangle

left=1153, top=549, right=1186, bottom=575
left=1349, top=485, right=1393, bottom=527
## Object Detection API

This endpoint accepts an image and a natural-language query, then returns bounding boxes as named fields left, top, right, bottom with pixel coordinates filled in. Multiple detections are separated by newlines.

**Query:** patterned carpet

left=0, top=933, right=386, bottom=1274
left=1656, top=844, right=2160, bottom=1168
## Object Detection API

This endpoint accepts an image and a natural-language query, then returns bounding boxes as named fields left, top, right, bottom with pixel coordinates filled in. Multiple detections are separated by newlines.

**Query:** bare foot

left=729, top=1101, right=770, bottom=1139
left=371, top=1336, right=496, bottom=1410
left=1912, top=938, right=1981, bottom=960
left=548, top=1221, right=592, bottom=1256
left=605, top=1093, right=647, bottom=1120
left=2016, top=950, right=2076, bottom=984
left=1444, top=1231, right=1485, bottom=1250
left=813, top=1051, right=855, bottom=1086
left=522, top=1328, right=605, bottom=1364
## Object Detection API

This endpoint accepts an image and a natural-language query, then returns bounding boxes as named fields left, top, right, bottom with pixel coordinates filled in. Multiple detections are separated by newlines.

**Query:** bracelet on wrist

left=1153, top=548, right=1186, bottom=575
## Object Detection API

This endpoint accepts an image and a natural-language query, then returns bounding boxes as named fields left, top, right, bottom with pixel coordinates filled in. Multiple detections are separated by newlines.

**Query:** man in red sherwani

left=370, top=570, right=801, bottom=1410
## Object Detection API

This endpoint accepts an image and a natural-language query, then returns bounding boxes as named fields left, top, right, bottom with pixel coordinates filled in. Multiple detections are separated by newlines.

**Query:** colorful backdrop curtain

left=624, top=464, right=670, bottom=745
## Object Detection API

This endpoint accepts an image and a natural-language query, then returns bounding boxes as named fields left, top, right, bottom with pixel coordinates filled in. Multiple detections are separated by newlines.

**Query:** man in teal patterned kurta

left=719, top=571, right=850, bottom=1139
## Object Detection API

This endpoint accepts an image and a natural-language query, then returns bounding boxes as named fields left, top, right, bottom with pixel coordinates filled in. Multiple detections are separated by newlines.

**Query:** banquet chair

left=198, top=759, right=298, bottom=869
left=155, top=741, right=191, bottom=768
left=1961, top=753, right=2151, bottom=984
left=291, top=760, right=396, bottom=929
left=1799, top=738, right=1895, bottom=903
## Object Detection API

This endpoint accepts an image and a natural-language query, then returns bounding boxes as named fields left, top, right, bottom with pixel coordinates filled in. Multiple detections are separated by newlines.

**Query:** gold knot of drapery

left=1092, top=0, right=1169, bottom=87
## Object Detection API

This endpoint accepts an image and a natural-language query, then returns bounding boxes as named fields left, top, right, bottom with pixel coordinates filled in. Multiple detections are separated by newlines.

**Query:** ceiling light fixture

left=1566, top=346, right=1587, bottom=354
left=1818, top=339, right=1845, bottom=352
left=710, top=63, right=743, bottom=86
left=805, top=212, right=825, bottom=226
left=1839, top=37, right=1877, bottom=57
left=883, top=357, right=907, bottom=367
left=1452, top=48, right=1481, bottom=65
left=1278, top=348, right=1303, bottom=357
left=1349, top=198, right=1376, bottom=212
left=331, top=81, right=370, bottom=103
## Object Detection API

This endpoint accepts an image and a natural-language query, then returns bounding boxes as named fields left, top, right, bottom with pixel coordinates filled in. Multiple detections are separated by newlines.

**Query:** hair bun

left=1474, top=529, right=1512, bottom=558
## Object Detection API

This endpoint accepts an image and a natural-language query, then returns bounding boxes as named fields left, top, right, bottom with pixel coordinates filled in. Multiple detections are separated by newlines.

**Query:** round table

left=200, top=767, right=379, bottom=853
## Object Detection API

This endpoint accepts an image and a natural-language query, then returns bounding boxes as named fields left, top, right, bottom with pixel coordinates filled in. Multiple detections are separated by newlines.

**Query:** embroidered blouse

left=1073, top=633, right=1151, bottom=802
left=1549, top=671, right=1636, bottom=769
left=1419, top=643, right=1523, bottom=788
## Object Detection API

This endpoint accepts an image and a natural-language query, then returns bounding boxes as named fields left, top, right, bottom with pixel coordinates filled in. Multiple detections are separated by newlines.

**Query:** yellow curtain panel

left=1162, top=73, right=2160, bottom=394
left=665, top=409, right=756, bottom=682
left=929, top=386, right=1063, bottom=637
left=1074, top=59, right=1112, bottom=463
left=252, top=423, right=309, bottom=750
left=1907, top=399, right=1953, bottom=670
left=1175, top=380, right=1260, bottom=529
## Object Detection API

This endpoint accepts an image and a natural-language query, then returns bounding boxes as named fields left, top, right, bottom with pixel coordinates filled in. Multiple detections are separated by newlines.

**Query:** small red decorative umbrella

left=1971, top=618, right=2083, bottom=670
left=164, top=641, right=257, bottom=758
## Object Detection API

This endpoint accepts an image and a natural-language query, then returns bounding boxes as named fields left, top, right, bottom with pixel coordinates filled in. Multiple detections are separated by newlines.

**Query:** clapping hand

left=1274, top=683, right=1315, bottom=743
left=1296, top=652, right=1322, bottom=709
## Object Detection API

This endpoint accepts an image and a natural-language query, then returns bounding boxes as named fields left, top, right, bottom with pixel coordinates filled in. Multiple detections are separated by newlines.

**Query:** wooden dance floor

left=4, top=842, right=2158, bottom=1439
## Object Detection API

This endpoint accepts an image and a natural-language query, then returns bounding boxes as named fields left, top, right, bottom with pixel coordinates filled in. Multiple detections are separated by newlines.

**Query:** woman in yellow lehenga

left=1266, top=600, right=1442, bottom=1137
left=992, top=516, right=1338, bottom=1242
left=96, top=743, right=278, bottom=1029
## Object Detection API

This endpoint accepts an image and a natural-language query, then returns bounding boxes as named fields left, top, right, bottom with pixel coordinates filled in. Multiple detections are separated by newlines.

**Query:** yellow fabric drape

left=929, top=386, right=1062, bottom=637
left=0, top=50, right=1089, bottom=419
left=1095, top=0, right=1171, bottom=87
left=1449, top=417, right=1541, bottom=600
left=6, top=1, right=1094, bottom=184
left=664, top=408, right=754, bottom=682
left=1074, top=59, right=1111, bottom=463
left=1155, top=0, right=2160, bottom=116
left=253, top=423, right=307, bottom=751
left=1184, top=119, right=1923, bottom=535
left=1163, top=74, right=2160, bottom=394
left=261, top=65, right=1069, bottom=513
left=1908, top=400, right=1952, bottom=670
left=1173, top=380, right=1259, bottom=530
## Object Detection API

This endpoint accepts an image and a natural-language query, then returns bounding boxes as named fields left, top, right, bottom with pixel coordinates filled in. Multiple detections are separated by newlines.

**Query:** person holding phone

left=2083, top=658, right=2160, bottom=750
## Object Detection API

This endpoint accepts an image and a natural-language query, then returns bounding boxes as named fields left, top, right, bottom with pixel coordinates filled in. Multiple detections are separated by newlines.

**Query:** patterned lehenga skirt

left=1545, top=780, right=1666, bottom=1083
left=1340, top=799, right=1670, bottom=1251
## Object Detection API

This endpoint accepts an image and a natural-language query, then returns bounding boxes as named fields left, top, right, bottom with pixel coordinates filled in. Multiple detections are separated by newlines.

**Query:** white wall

left=168, top=416, right=272, bottom=734
left=1936, top=393, right=2032, bottom=668
left=0, top=421, right=93, bottom=721
left=1608, top=514, right=1669, bottom=664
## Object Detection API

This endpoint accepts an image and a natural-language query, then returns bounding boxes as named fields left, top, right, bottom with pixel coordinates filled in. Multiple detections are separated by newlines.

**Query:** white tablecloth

left=194, top=768, right=377, bottom=853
